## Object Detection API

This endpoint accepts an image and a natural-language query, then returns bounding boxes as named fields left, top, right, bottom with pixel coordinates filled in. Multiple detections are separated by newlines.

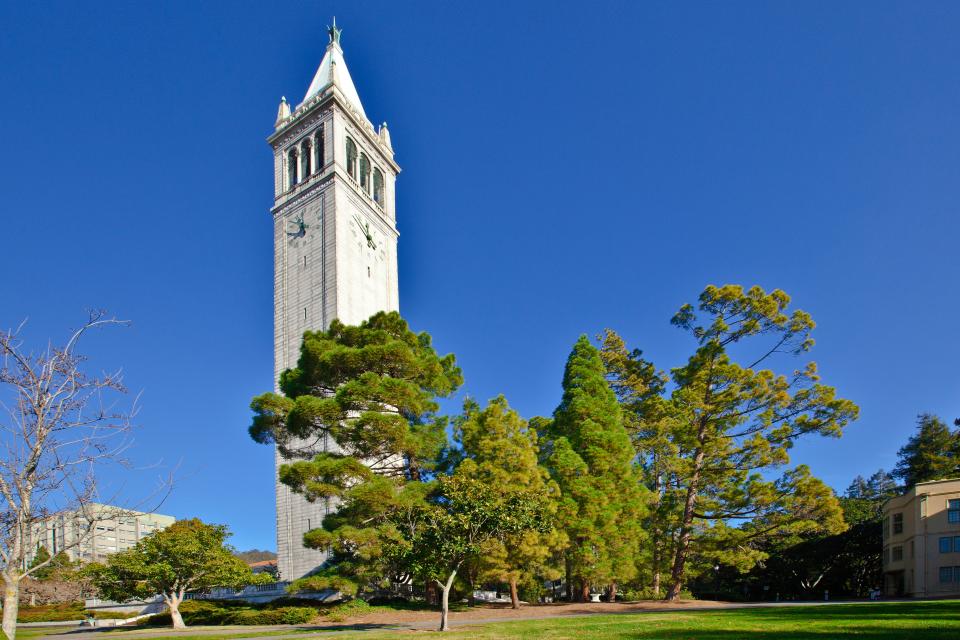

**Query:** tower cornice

left=268, top=88, right=400, bottom=175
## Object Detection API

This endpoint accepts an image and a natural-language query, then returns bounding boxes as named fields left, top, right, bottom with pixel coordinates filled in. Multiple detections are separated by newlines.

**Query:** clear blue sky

left=1, top=1, right=958, bottom=551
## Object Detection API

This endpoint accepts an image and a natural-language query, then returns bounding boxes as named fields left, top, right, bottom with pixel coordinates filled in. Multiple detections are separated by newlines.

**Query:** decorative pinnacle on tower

left=328, top=17, right=342, bottom=46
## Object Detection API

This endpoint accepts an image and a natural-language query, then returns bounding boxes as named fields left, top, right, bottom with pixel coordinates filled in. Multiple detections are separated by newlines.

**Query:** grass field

left=16, top=600, right=960, bottom=639
left=328, top=601, right=960, bottom=638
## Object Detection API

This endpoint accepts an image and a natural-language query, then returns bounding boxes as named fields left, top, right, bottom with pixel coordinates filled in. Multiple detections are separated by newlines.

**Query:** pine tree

left=599, top=329, right=676, bottom=597
left=547, top=335, right=647, bottom=602
left=658, top=286, right=857, bottom=600
left=248, top=312, right=463, bottom=596
left=452, top=396, right=566, bottom=608
left=841, top=469, right=896, bottom=525
left=892, top=414, right=960, bottom=487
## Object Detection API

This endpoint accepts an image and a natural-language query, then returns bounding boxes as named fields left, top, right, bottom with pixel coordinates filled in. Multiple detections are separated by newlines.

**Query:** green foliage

left=145, top=600, right=316, bottom=626
left=619, top=586, right=695, bottom=601
left=396, top=474, right=549, bottom=587
left=250, top=312, right=463, bottom=489
left=840, top=469, right=897, bottom=525
left=322, top=599, right=371, bottom=622
left=451, top=396, right=566, bottom=600
left=600, top=329, right=678, bottom=595
left=603, top=285, right=857, bottom=599
left=15, top=602, right=77, bottom=624
left=25, top=547, right=74, bottom=581
left=546, top=335, right=648, bottom=593
left=893, top=414, right=960, bottom=487
left=87, top=519, right=267, bottom=603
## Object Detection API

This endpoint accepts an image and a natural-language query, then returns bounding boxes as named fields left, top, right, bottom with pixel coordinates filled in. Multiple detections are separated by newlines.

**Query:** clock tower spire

left=266, top=21, right=400, bottom=580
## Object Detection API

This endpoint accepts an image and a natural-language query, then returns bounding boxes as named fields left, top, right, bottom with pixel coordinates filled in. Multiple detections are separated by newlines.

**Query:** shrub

left=620, top=587, right=696, bottom=601
left=323, top=599, right=371, bottom=622
left=17, top=602, right=83, bottom=623
left=145, top=599, right=320, bottom=626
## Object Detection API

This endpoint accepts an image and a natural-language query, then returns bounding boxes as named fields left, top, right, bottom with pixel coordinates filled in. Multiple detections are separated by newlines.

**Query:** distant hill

left=234, top=549, right=277, bottom=563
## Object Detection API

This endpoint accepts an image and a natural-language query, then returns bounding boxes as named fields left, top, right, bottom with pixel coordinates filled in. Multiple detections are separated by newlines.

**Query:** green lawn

left=330, top=600, right=960, bottom=639
left=26, top=601, right=960, bottom=640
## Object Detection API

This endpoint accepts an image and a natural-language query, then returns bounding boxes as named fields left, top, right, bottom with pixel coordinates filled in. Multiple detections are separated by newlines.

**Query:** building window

left=893, top=513, right=903, bottom=534
left=302, top=139, right=313, bottom=176
left=942, top=537, right=953, bottom=553
left=345, top=137, right=357, bottom=179
left=316, top=127, right=324, bottom=168
left=287, top=149, right=299, bottom=187
left=892, top=546, right=903, bottom=562
left=359, top=153, right=370, bottom=193
left=949, top=499, right=960, bottom=524
left=373, top=168, right=384, bottom=203
left=940, top=566, right=959, bottom=583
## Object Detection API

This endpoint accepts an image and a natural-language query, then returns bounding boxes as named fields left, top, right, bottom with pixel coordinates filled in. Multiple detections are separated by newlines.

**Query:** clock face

left=352, top=214, right=377, bottom=250
left=286, top=213, right=307, bottom=237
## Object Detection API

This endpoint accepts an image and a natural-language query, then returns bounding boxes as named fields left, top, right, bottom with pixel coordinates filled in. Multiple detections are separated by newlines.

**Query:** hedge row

left=146, top=599, right=318, bottom=626
left=17, top=602, right=125, bottom=623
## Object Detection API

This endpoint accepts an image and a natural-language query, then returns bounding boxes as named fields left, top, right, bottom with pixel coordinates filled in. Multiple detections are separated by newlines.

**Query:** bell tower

left=267, top=19, right=400, bottom=580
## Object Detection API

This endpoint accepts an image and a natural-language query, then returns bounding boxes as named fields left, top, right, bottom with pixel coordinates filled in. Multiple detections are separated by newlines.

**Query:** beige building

left=27, top=504, right=175, bottom=564
left=882, top=478, right=960, bottom=597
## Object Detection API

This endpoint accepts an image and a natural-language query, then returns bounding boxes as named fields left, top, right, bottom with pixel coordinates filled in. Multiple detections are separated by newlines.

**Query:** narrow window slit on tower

left=303, top=308, right=307, bottom=320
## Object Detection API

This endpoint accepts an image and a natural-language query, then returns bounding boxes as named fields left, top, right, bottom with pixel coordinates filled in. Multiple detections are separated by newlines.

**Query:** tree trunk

left=580, top=580, right=590, bottom=603
left=3, top=578, right=19, bottom=640
left=509, top=576, right=520, bottom=609
left=651, top=471, right=662, bottom=599
left=607, top=581, right=617, bottom=603
left=438, top=569, right=458, bottom=632
left=667, top=441, right=706, bottom=601
left=166, top=592, right=186, bottom=630
left=564, top=557, right=572, bottom=601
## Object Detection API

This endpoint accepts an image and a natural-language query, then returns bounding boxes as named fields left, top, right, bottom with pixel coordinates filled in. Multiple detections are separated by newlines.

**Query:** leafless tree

left=0, top=311, right=158, bottom=640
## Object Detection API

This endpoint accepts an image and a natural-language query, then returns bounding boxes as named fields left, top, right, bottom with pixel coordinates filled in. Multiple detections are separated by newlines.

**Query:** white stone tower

left=267, top=19, right=400, bottom=580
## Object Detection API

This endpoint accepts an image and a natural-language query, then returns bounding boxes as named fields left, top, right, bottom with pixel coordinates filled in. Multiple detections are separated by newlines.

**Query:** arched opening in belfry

left=373, top=167, right=384, bottom=204
left=287, top=148, right=299, bottom=187
left=346, top=137, right=357, bottom=180
left=359, top=153, right=371, bottom=193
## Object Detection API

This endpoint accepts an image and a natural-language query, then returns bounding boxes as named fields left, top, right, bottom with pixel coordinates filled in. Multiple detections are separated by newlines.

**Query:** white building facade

left=267, top=21, right=400, bottom=580
left=27, top=504, right=175, bottom=564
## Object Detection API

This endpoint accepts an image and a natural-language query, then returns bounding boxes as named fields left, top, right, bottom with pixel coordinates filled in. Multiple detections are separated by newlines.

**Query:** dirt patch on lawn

left=323, top=599, right=729, bottom=629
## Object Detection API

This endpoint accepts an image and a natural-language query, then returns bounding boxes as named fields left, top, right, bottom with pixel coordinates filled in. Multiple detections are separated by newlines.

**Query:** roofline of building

left=882, top=476, right=960, bottom=510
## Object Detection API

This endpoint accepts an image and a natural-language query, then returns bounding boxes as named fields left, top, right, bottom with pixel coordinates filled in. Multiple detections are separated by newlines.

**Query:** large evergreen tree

left=841, top=469, right=897, bottom=525
left=248, top=312, right=463, bottom=594
left=658, top=286, right=856, bottom=600
left=892, top=414, right=960, bottom=487
left=451, top=396, right=566, bottom=608
left=599, top=330, right=676, bottom=597
left=546, top=335, right=647, bottom=602
left=604, top=286, right=855, bottom=601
